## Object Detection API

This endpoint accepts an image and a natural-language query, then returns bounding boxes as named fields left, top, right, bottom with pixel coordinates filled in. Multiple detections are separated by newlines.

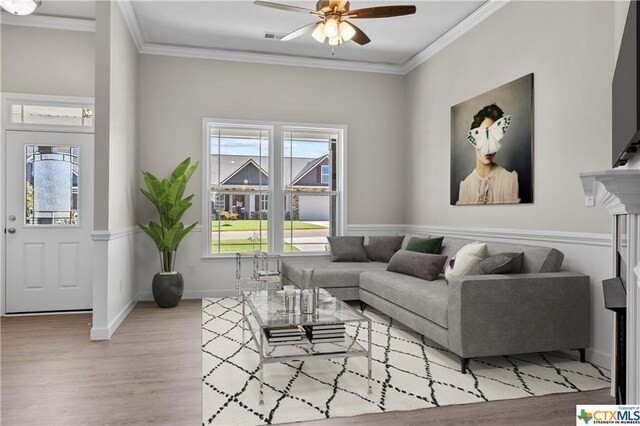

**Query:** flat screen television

left=613, top=0, right=640, bottom=167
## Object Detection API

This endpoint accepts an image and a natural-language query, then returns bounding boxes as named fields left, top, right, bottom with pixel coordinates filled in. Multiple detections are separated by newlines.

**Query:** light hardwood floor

left=1, top=300, right=613, bottom=425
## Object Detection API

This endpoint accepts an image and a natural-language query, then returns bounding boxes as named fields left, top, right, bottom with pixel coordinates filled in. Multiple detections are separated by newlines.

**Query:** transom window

left=11, top=104, right=93, bottom=127
left=204, top=120, right=344, bottom=255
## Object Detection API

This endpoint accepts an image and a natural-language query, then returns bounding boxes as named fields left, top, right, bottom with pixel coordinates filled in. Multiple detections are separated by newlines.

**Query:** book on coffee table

left=265, top=325, right=306, bottom=346
left=303, top=324, right=345, bottom=344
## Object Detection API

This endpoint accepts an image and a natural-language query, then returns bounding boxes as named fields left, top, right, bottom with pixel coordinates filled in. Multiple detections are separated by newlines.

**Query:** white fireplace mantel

left=580, top=169, right=640, bottom=404
left=580, top=169, right=640, bottom=214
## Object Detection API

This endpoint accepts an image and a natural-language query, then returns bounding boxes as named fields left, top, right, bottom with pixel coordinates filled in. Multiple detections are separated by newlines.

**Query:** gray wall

left=92, top=1, right=139, bottom=338
left=1, top=25, right=94, bottom=96
left=93, top=2, right=138, bottom=231
left=136, top=55, right=407, bottom=225
left=405, top=1, right=614, bottom=233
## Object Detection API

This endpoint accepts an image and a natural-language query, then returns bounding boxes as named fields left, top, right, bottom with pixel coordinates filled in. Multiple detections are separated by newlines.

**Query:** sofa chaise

left=281, top=236, right=591, bottom=372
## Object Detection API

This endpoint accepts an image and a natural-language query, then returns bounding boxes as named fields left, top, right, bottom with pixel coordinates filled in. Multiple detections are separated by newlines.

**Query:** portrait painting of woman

left=450, top=74, right=534, bottom=205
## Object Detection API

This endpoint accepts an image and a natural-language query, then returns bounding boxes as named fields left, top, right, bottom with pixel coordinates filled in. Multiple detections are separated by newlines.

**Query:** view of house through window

left=207, top=122, right=341, bottom=254
left=283, top=130, right=337, bottom=252
left=210, top=127, right=269, bottom=253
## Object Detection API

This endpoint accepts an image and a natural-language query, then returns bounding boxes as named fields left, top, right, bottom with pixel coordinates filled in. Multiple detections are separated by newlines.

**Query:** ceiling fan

left=254, top=0, right=416, bottom=46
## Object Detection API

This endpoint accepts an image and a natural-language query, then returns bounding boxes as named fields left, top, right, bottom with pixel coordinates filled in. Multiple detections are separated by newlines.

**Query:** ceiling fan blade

left=281, top=22, right=318, bottom=41
left=345, top=5, right=416, bottom=19
left=346, top=21, right=371, bottom=45
left=254, top=1, right=321, bottom=15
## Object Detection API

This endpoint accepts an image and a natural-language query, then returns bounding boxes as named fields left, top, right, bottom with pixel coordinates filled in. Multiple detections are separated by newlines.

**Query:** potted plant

left=139, top=157, right=198, bottom=308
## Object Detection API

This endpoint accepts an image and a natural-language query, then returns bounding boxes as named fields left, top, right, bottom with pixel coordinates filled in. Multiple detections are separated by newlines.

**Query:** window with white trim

left=204, top=120, right=343, bottom=255
left=320, top=165, right=330, bottom=184
left=11, top=104, right=93, bottom=127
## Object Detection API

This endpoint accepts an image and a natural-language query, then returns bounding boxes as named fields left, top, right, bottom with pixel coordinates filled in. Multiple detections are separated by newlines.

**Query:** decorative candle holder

left=284, top=289, right=296, bottom=313
left=300, top=288, right=318, bottom=315
left=299, top=268, right=317, bottom=315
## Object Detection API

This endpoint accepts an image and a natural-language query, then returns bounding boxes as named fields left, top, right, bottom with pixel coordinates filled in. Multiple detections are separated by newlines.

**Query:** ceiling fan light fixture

left=312, top=22, right=327, bottom=43
left=0, top=0, right=41, bottom=15
left=338, top=21, right=356, bottom=42
left=323, top=17, right=339, bottom=38
left=328, top=35, right=342, bottom=46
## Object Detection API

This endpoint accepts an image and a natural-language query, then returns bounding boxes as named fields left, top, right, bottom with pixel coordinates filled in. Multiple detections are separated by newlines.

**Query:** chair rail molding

left=580, top=168, right=640, bottom=404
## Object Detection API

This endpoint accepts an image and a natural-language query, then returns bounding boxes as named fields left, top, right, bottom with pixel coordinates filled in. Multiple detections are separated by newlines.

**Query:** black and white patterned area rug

left=202, top=298, right=610, bottom=425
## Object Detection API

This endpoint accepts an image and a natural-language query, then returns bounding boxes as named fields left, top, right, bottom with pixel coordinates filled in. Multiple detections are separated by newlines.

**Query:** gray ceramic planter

left=152, top=272, right=184, bottom=308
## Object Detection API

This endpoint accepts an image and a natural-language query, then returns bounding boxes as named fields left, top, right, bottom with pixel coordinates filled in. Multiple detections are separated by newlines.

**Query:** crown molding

left=139, top=42, right=405, bottom=74
left=117, top=0, right=144, bottom=51
left=401, top=0, right=510, bottom=74
left=0, top=13, right=94, bottom=32
left=1, top=0, right=510, bottom=75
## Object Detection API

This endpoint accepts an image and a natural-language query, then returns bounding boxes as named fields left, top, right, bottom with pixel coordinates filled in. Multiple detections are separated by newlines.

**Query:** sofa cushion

left=281, top=259, right=387, bottom=289
left=360, top=270, right=449, bottom=328
left=387, top=250, right=447, bottom=281
left=435, top=236, right=564, bottom=273
left=365, top=235, right=404, bottom=262
left=444, top=242, right=488, bottom=280
left=327, top=236, right=369, bottom=262
left=401, top=233, right=430, bottom=250
left=470, top=252, right=523, bottom=275
left=405, top=237, right=444, bottom=254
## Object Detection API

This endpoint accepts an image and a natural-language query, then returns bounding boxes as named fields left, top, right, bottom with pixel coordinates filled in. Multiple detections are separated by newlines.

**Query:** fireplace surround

left=581, top=169, right=640, bottom=404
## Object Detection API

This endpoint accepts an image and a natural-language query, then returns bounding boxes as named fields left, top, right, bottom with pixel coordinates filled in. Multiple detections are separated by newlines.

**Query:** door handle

left=6, top=228, right=16, bottom=234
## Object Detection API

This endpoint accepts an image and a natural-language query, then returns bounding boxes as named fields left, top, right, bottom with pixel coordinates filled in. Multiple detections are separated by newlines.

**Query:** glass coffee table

left=242, top=288, right=372, bottom=404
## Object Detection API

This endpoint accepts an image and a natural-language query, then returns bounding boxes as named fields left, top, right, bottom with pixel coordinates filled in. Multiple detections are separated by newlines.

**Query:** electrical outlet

left=188, top=265, right=196, bottom=274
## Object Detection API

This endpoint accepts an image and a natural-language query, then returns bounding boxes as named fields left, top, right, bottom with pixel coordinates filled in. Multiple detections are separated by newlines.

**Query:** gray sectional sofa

left=281, top=236, right=591, bottom=372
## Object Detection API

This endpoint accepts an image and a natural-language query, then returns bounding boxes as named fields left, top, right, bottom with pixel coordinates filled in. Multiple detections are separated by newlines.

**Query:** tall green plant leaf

left=168, top=195, right=194, bottom=224
left=139, top=223, right=163, bottom=252
left=183, top=162, right=198, bottom=183
left=166, top=176, right=187, bottom=212
left=164, top=223, right=184, bottom=252
left=140, top=158, right=199, bottom=273
left=174, top=222, right=198, bottom=251
left=170, top=157, right=192, bottom=183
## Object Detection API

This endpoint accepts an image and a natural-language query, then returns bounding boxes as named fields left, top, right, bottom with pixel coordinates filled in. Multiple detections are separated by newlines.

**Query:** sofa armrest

left=447, top=272, right=590, bottom=358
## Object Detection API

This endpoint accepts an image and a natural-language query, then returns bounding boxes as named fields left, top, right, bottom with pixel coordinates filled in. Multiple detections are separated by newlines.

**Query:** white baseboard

left=90, top=295, right=137, bottom=341
left=586, top=348, right=612, bottom=372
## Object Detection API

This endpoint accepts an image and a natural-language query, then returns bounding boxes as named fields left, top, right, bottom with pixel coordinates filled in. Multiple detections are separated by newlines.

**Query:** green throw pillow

left=405, top=237, right=444, bottom=254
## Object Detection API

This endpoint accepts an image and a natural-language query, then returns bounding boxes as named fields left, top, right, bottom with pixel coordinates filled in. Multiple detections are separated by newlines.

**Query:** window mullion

left=270, top=126, right=284, bottom=253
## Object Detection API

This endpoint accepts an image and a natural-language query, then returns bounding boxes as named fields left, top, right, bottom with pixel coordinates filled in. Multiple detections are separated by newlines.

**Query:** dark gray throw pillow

left=470, top=252, right=523, bottom=275
left=327, top=236, right=369, bottom=262
left=365, top=235, right=405, bottom=262
left=386, top=250, right=447, bottom=281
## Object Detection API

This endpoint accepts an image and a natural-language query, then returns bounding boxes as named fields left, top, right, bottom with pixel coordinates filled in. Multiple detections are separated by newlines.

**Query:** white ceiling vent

left=264, top=32, right=287, bottom=40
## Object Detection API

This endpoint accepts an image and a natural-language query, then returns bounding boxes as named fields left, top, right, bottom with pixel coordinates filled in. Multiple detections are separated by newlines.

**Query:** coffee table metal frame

left=242, top=289, right=372, bottom=405
left=235, top=252, right=282, bottom=299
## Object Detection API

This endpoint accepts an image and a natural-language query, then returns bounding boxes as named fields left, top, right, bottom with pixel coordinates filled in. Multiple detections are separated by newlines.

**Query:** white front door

left=5, top=131, right=93, bottom=313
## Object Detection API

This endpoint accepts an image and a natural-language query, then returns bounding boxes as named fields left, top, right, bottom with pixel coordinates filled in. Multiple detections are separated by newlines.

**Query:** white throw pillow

left=444, top=242, right=488, bottom=280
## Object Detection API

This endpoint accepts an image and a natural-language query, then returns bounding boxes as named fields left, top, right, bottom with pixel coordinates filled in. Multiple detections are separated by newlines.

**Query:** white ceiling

left=0, top=0, right=504, bottom=72
left=129, top=1, right=484, bottom=65
left=18, top=0, right=486, bottom=66
left=33, top=0, right=95, bottom=20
